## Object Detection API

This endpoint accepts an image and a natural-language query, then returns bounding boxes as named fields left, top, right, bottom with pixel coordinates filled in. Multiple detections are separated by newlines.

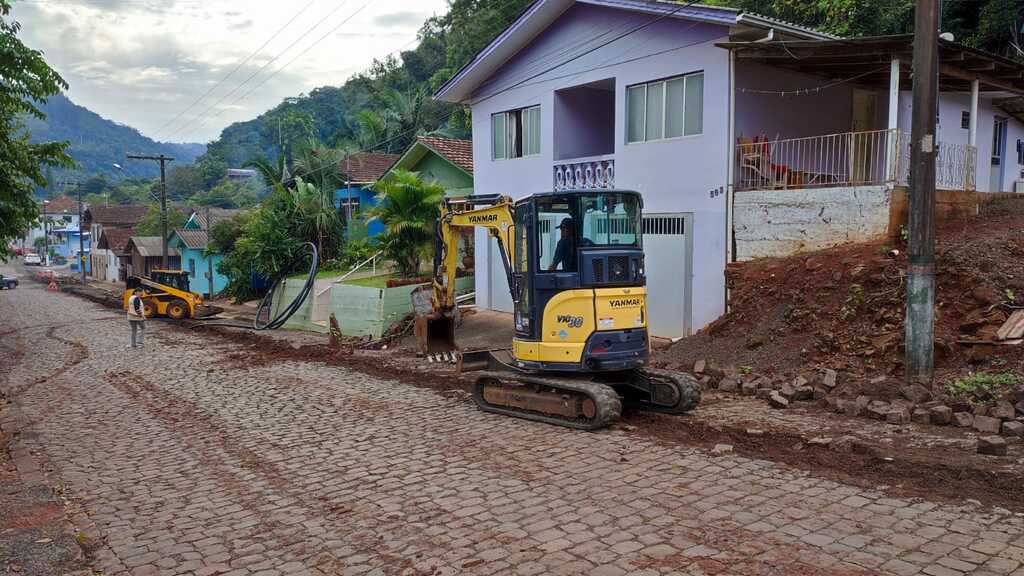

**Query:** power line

left=150, top=0, right=320, bottom=141
left=162, top=0, right=359, bottom=142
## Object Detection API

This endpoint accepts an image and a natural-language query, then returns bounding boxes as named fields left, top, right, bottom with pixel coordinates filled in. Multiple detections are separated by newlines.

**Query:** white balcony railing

left=736, top=129, right=897, bottom=191
left=553, top=155, right=615, bottom=191
left=736, top=129, right=977, bottom=192
left=896, top=132, right=977, bottom=191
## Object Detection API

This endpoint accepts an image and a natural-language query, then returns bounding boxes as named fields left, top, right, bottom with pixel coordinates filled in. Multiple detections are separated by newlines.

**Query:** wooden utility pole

left=906, top=0, right=939, bottom=383
left=127, top=154, right=174, bottom=268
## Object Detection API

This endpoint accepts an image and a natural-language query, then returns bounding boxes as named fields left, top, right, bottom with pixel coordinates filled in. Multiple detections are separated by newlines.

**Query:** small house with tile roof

left=94, top=227, right=135, bottom=283
left=126, top=236, right=180, bottom=278
left=167, top=228, right=227, bottom=297
left=378, top=136, right=475, bottom=198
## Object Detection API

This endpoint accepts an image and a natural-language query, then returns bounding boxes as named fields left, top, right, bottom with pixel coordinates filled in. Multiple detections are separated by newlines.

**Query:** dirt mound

left=657, top=196, right=1024, bottom=385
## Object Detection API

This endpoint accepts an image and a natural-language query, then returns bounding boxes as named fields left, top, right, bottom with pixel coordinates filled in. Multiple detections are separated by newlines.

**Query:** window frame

left=492, top=105, right=541, bottom=160
left=626, top=71, right=704, bottom=145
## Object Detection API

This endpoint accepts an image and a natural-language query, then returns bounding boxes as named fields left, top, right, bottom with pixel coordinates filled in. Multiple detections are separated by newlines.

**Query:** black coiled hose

left=195, top=242, right=319, bottom=331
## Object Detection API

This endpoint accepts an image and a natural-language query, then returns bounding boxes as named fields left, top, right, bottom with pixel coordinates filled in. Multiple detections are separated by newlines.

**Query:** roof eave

left=736, top=13, right=836, bottom=40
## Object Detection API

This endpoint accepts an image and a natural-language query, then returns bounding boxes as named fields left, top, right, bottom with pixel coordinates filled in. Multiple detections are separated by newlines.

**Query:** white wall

left=470, top=5, right=730, bottom=330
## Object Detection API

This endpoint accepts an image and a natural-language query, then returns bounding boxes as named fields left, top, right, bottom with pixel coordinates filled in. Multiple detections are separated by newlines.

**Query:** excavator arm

left=418, top=194, right=516, bottom=354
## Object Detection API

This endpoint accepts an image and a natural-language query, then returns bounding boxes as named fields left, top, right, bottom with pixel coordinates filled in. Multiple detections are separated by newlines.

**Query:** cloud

left=227, top=19, right=254, bottom=31
left=373, top=11, right=429, bottom=28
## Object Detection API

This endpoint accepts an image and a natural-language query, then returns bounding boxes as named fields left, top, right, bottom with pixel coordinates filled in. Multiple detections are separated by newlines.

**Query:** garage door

left=642, top=213, right=691, bottom=339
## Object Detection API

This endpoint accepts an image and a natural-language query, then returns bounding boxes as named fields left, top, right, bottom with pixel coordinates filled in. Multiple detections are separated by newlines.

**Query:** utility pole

left=127, top=154, right=174, bottom=268
left=42, top=199, right=49, bottom=267
left=906, top=0, right=939, bottom=383
left=345, top=155, right=352, bottom=225
left=205, top=205, right=214, bottom=298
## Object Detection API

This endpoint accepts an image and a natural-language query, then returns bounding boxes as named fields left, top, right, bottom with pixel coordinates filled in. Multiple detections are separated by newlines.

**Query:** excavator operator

left=549, top=217, right=576, bottom=271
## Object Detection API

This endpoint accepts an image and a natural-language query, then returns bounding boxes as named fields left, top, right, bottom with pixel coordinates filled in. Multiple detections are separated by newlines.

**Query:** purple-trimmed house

left=434, top=0, right=1024, bottom=339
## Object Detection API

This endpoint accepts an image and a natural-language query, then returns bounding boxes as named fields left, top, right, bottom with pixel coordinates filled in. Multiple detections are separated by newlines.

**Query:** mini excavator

left=426, top=190, right=700, bottom=430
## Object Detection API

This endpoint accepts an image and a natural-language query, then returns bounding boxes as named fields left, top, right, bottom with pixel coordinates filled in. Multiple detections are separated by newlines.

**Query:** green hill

left=25, top=94, right=205, bottom=182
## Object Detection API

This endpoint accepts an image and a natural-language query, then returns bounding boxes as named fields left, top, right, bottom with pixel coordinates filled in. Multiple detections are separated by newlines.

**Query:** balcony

left=735, top=129, right=977, bottom=192
left=553, top=155, right=615, bottom=191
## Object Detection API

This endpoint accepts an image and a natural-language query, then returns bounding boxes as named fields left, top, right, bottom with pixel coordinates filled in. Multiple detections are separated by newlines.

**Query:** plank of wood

left=996, top=309, right=1024, bottom=341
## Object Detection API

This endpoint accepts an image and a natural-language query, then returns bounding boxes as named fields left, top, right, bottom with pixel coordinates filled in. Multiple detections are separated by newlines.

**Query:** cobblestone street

left=3, top=270, right=1024, bottom=576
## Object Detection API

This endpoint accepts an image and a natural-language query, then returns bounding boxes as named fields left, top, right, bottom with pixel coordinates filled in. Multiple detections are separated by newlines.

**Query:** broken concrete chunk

left=992, top=401, right=1016, bottom=421
left=829, top=435, right=857, bottom=453
left=901, top=384, right=932, bottom=404
left=1002, top=421, right=1024, bottom=437
left=974, top=415, right=1002, bottom=435
left=977, top=436, right=1008, bottom=456
left=812, top=387, right=828, bottom=401
left=693, top=359, right=706, bottom=374
left=755, top=387, right=772, bottom=400
left=778, top=383, right=796, bottom=401
left=911, top=409, right=931, bottom=425
left=718, top=377, right=739, bottom=393
left=746, top=429, right=764, bottom=436
left=837, top=399, right=863, bottom=417
left=794, top=386, right=814, bottom=401
left=711, top=444, right=733, bottom=455
left=1016, top=401, right=1024, bottom=416
left=886, top=407, right=911, bottom=425
left=741, top=380, right=758, bottom=396
left=768, top=392, right=789, bottom=409
left=822, top=369, right=838, bottom=390
left=929, top=405, right=953, bottom=425
left=973, top=404, right=991, bottom=417
left=954, top=412, right=975, bottom=428
left=807, top=437, right=832, bottom=446
left=793, top=375, right=809, bottom=388
left=866, top=401, right=890, bottom=420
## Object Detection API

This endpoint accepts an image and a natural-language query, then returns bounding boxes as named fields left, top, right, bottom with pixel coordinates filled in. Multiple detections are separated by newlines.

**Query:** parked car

left=0, top=274, right=17, bottom=290
left=23, top=253, right=41, bottom=266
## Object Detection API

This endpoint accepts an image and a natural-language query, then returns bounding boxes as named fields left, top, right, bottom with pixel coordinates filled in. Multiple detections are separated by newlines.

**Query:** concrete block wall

left=733, top=185, right=891, bottom=261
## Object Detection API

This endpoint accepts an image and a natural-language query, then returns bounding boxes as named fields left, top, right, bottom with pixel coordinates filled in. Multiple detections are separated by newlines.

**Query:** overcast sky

left=13, top=0, right=447, bottom=144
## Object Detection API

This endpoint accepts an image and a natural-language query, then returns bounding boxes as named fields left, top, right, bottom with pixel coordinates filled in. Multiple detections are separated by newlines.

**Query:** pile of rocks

left=690, top=360, right=1024, bottom=455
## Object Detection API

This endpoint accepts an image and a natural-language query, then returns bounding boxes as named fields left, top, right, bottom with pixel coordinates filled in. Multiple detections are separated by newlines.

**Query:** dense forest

left=25, top=94, right=205, bottom=183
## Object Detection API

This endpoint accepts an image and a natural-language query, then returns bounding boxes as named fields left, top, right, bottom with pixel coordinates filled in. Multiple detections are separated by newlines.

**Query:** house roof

left=188, top=208, right=246, bottom=230
left=718, top=35, right=1024, bottom=96
left=417, top=136, right=474, bottom=174
left=340, top=152, right=401, bottom=184
left=434, top=0, right=835, bottom=103
left=126, top=236, right=179, bottom=258
left=171, top=229, right=209, bottom=250
left=40, top=196, right=78, bottom=214
left=84, top=205, right=149, bottom=227
left=97, top=227, right=135, bottom=254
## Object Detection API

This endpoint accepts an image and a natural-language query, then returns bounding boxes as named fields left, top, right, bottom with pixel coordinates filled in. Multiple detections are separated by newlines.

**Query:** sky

left=12, top=0, right=448, bottom=144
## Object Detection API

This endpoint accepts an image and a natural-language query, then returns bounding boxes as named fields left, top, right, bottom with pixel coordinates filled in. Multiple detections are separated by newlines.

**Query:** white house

left=434, top=0, right=1024, bottom=339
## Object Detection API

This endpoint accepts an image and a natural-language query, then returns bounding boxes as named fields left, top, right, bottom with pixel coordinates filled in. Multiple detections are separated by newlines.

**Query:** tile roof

left=417, top=136, right=473, bottom=174
left=84, top=204, right=149, bottom=226
left=340, top=152, right=400, bottom=184
left=40, top=196, right=78, bottom=214
left=190, top=208, right=246, bottom=230
left=97, top=227, right=136, bottom=254
left=173, top=229, right=209, bottom=250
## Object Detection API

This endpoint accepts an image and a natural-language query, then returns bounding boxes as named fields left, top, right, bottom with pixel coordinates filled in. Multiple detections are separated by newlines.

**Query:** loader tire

left=166, top=299, right=189, bottom=320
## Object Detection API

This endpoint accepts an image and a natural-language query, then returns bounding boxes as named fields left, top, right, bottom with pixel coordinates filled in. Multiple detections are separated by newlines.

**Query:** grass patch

left=946, top=372, right=1020, bottom=403
left=341, top=273, right=403, bottom=288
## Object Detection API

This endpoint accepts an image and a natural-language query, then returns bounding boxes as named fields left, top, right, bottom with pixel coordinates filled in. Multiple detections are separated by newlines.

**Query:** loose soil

left=654, top=196, right=1024, bottom=397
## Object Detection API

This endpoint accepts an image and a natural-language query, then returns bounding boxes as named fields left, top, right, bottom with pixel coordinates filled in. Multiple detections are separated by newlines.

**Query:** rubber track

left=472, top=371, right=622, bottom=431
left=630, top=369, right=702, bottom=415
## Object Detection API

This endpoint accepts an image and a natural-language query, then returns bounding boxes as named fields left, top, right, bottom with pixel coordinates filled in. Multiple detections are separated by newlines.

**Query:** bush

left=946, top=372, right=1020, bottom=403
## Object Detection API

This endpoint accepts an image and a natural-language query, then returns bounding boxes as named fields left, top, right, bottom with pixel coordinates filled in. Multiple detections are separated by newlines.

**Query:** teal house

left=167, top=208, right=244, bottom=297
left=336, top=152, right=400, bottom=237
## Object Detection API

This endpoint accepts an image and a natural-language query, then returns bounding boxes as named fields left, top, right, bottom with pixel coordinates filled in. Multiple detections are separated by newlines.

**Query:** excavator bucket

left=411, top=285, right=456, bottom=355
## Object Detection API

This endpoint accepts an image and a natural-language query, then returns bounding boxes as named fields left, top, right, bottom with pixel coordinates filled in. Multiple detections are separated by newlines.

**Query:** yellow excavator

left=123, top=270, right=205, bottom=320
left=426, top=190, right=700, bottom=430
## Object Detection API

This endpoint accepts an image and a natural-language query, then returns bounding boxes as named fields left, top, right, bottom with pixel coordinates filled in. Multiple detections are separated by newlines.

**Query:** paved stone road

left=3, top=268, right=1024, bottom=576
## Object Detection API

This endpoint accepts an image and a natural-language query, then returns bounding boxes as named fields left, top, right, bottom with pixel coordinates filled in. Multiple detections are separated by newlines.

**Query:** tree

left=135, top=204, right=188, bottom=236
left=368, top=169, right=444, bottom=278
left=166, top=165, right=204, bottom=200
left=291, top=138, right=344, bottom=196
left=0, top=0, right=73, bottom=259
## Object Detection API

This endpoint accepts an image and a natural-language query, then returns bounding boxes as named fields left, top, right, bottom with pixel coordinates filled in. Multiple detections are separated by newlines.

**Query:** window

left=338, top=197, right=360, bottom=209
left=1017, top=139, right=1024, bottom=165
left=492, top=106, right=540, bottom=159
left=536, top=196, right=573, bottom=272
left=627, top=72, right=703, bottom=143
left=188, top=258, right=196, bottom=278
left=961, top=110, right=970, bottom=130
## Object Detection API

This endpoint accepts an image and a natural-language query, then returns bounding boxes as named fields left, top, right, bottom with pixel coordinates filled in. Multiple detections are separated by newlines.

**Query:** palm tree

left=287, top=176, right=341, bottom=259
left=368, top=170, right=444, bottom=278
left=246, top=154, right=290, bottom=189
left=292, top=138, right=344, bottom=195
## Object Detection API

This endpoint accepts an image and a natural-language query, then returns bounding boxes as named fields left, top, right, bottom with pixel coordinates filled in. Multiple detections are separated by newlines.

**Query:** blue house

left=168, top=229, right=225, bottom=297
left=336, top=152, right=399, bottom=237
